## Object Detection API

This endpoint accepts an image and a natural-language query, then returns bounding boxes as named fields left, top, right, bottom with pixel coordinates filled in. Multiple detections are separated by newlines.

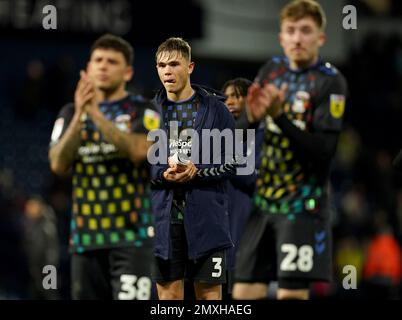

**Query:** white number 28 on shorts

left=280, top=244, right=314, bottom=273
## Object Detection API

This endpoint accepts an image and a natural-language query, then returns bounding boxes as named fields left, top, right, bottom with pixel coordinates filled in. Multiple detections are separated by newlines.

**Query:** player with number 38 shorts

left=49, top=34, right=160, bottom=300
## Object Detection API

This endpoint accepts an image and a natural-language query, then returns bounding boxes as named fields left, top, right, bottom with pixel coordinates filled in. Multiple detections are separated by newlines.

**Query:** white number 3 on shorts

left=212, top=257, right=222, bottom=278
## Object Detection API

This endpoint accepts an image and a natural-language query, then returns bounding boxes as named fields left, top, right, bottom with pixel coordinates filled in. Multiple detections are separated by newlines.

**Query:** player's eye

left=169, top=61, right=180, bottom=67
left=301, top=27, right=313, bottom=35
left=286, top=27, right=295, bottom=34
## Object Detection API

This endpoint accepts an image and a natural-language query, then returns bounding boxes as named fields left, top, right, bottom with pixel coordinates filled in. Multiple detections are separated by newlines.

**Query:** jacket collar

left=154, top=83, right=225, bottom=105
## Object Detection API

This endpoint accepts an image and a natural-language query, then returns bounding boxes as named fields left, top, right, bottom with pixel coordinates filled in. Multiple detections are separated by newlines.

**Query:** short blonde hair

left=155, top=37, right=191, bottom=62
left=280, top=0, right=326, bottom=30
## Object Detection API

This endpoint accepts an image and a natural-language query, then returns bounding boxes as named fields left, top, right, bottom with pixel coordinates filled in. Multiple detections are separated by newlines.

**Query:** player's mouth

left=292, top=47, right=305, bottom=53
left=164, top=79, right=176, bottom=84
left=231, top=110, right=240, bottom=117
left=97, top=74, right=109, bottom=81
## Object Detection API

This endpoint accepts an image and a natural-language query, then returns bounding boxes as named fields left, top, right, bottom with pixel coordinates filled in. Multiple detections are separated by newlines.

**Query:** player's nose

left=225, top=100, right=234, bottom=107
left=292, top=30, right=303, bottom=43
left=98, top=60, right=108, bottom=70
left=164, top=65, right=173, bottom=74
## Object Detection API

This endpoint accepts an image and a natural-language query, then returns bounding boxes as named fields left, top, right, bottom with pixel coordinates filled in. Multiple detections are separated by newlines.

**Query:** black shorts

left=71, top=246, right=155, bottom=300
left=153, top=223, right=226, bottom=284
left=234, top=209, right=332, bottom=288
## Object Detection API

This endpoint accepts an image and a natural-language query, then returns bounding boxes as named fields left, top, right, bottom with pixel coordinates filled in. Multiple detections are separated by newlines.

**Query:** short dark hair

left=222, top=77, right=252, bottom=98
left=280, top=0, right=326, bottom=30
left=155, top=37, right=191, bottom=62
left=90, top=33, right=134, bottom=65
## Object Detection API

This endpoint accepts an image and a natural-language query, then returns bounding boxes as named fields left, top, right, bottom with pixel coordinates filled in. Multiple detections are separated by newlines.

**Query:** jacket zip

left=183, top=95, right=210, bottom=260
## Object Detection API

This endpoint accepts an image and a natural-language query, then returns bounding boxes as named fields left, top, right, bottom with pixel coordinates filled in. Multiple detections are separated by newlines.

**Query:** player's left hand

left=79, top=70, right=101, bottom=117
left=163, top=162, right=197, bottom=183
left=263, top=82, right=288, bottom=119
left=247, top=82, right=287, bottom=121
left=86, top=95, right=102, bottom=118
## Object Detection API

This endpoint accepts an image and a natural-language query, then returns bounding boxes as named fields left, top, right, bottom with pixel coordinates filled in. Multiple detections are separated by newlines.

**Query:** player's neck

left=97, top=85, right=128, bottom=103
left=289, top=55, right=319, bottom=71
left=167, top=82, right=194, bottom=102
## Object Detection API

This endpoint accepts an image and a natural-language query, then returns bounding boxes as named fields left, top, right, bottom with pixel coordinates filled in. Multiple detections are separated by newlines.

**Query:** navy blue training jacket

left=150, top=84, right=236, bottom=260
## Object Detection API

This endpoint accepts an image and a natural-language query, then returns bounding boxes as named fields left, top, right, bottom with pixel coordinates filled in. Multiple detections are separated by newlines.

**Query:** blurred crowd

left=0, top=31, right=402, bottom=299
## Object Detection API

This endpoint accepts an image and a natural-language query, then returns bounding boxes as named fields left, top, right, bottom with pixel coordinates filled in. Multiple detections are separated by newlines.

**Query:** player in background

left=49, top=34, right=160, bottom=300
left=232, top=0, right=348, bottom=300
left=222, top=77, right=263, bottom=298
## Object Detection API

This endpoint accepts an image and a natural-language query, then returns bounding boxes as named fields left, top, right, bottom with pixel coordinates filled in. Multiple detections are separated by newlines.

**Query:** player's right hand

left=163, top=162, right=197, bottom=183
left=246, top=82, right=287, bottom=122
left=246, top=83, right=267, bottom=122
left=168, top=156, right=176, bottom=168
left=74, top=70, right=95, bottom=116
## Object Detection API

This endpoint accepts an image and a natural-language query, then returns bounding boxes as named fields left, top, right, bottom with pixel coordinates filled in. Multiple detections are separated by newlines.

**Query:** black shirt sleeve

left=131, top=101, right=161, bottom=134
left=313, top=73, right=348, bottom=133
left=274, top=114, right=339, bottom=163
left=49, top=103, right=75, bottom=147
left=274, top=73, right=348, bottom=163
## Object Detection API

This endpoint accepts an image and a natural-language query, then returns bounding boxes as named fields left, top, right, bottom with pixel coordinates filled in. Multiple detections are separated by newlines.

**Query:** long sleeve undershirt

left=274, top=113, right=339, bottom=164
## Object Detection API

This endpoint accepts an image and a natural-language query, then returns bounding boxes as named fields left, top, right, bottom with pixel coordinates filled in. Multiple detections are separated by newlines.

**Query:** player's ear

left=318, top=31, right=326, bottom=47
left=124, top=66, right=134, bottom=82
left=188, top=61, right=195, bottom=75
